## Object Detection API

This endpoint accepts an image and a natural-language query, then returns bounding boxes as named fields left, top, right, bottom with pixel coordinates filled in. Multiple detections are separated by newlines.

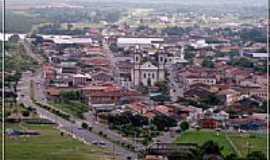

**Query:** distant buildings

left=32, top=15, right=268, bottom=138
left=41, top=35, right=93, bottom=45
left=241, top=52, right=268, bottom=59
left=117, top=37, right=164, bottom=48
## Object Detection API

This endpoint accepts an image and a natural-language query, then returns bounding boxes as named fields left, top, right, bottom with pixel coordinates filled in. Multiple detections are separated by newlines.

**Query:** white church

left=131, top=53, right=165, bottom=87
left=131, top=45, right=187, bottom=87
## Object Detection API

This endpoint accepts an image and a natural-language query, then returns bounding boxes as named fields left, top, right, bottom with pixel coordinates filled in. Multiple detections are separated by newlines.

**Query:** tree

left=109, top=43, right=119, bottom=52
left=88, top=126, right=93, bottom=131
left=108, top=111, right=148, bottom=127
left=202, top=59, right=214, bottom=68
left=108, top=112, right=130, bottom=126
left=201, top=94, right=221, bottom=106
left=154, top=80, right=169, bottom=95
left=60, top=91, right=81, bottom=101
left=151, top=94, right=170, bottom=103
left=180, top=121, right=189, bottom=132
left=246, top=151, right=267, bottom=160
left=240, top=28, right=267, bottom=43
left=199, top=140, right=223, bottom=156
left=137, top=83, right=149, bottom=95
left=8, top=34, right=20, bottom=43
left=184, top=50, right=196, bottom=61
left=98, top=131, right=103, bottom=136
left=225, top=153, right=239, bottom=160
left=130, top=114, right=149, bottom=127
left=81, top=122, right=88, bottom=129
left=229, top=57, right=254, bottom=68
left=22, top=110, right=30, bottom=117
left=227, top=52, right=239, bottom=58
left=254, top=64, right=267, bottom=73
left=152, top=115, right=177, bottom=131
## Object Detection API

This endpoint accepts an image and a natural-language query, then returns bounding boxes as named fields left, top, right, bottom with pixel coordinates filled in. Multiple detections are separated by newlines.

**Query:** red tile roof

left=155, top=105, right=173, bottom=116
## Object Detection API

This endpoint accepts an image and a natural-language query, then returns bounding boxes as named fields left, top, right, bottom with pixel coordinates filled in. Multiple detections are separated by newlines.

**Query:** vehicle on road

left=92, top=140, right=107, bottom=147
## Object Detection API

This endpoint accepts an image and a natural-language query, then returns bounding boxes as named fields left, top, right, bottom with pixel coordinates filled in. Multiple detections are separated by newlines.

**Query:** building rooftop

left=117, top=37, right=164, bottom=45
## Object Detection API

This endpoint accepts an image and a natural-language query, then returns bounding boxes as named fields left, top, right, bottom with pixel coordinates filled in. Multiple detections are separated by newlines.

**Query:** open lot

left=175, top=130, right=267, bottom=157
left=5, top=123, right=117, bottom=160
left=49, top=101, right=89, bottom=119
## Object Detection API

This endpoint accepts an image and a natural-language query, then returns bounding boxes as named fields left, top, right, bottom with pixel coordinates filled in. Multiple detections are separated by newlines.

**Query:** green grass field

left=5, top=123, right=117, bottom=160
left=176, top=130, right=267, bottom=157
left=228, top=133, right=267, bottom=157
left=176, top=130, right=234, bottom=156
left=49, top=101, right=89, bottom=119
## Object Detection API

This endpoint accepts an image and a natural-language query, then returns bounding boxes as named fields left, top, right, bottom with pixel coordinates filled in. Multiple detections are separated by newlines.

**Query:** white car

left=238, top=129, right=247, bottom=133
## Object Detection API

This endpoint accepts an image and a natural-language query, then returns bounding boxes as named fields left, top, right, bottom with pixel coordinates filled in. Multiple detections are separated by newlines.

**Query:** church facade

left=131, top=53, right=166, bottom=87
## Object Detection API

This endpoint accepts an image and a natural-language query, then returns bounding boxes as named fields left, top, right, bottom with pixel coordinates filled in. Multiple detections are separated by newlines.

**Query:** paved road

left=17, top=71, right=138, bottom=160
left=84, top=111, right=146, bottom=150
left=153, top=131, right=178, bottom=144
left=166, top=65, right=184, bottom=102
left=22, top=40, right=44, bottom=65
left=18, top=41, right=139, bottom=160
left=103, top=42, right=122, bottom=85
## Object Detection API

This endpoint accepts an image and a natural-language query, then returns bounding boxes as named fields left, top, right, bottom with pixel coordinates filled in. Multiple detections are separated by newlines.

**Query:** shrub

left=180, top=121, right=190, bottom=132
left=22, top=110, right=30, bottom=117
left=98, top=131, right=103, bottom=136
left=81, top=122, right=88, bottom=129
left=88, top=127, right=93, bottom=131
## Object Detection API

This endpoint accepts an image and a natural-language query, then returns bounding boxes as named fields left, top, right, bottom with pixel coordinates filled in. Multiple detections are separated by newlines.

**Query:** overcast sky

left=6, top=0, right=268, bottom=5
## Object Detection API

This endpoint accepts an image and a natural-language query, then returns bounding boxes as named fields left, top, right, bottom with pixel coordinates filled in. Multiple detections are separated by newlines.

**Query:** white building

left=131, top=53, right=165, bottom=87
left=185, top=76, right=217, bottom=86
left=190, top=39, right=208, bottom=49
left=242, top=52, right=268, bottom=59
left=41, top=35, right=92, bottom=45
left=117, top=37, right=164, bottom=48
left=72, top=73, right=91, bottom=86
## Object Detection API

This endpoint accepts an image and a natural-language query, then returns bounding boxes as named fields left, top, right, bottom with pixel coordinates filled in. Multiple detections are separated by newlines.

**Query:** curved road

left=17, top=41, right=139, bottom=160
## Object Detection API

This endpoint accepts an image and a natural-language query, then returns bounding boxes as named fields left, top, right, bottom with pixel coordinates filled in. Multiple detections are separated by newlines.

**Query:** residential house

left=82, top=84, right=141, bottom=110
left=218, top=89, right=241, bottom=106
left=91, top=72, right=114, bottom=83
left=155, top=105, right=174, bottom=117
left=184, top=87, right=213, bottom=101
left=199, top=118, right=222, bottom=129
left=43, top=64, right=56, bottom=82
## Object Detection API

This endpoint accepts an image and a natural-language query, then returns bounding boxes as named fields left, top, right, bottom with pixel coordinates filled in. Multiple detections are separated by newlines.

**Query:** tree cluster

left=108, top=111, right=148, bottom=127
left=152, top=114, right=177, bottom=131
left=60, top=91, right=82, bottom=101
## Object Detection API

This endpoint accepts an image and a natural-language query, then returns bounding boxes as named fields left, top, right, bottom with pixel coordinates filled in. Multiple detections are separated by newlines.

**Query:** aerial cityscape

left=1, top=0, right=268, bottom=160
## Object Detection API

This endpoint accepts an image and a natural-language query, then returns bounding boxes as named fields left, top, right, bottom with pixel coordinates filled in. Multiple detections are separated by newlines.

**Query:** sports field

left=176, top=130, right=267, bottom=157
